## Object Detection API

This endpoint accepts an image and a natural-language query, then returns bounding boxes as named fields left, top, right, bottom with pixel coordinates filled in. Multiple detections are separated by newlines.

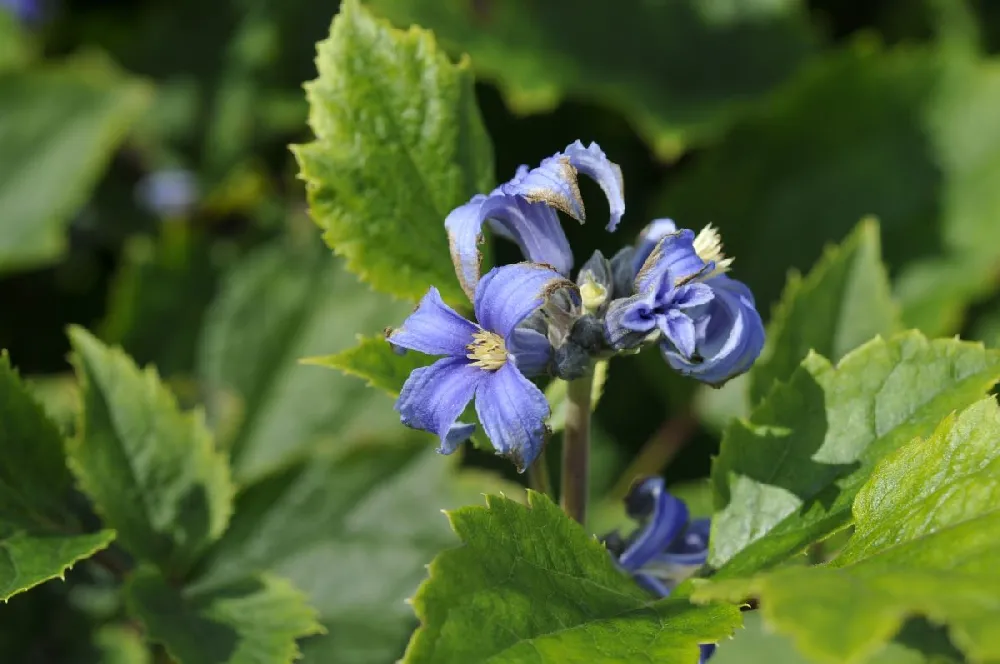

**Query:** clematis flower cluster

left=604, top=477, right=716, bottom=663
left=387, top=140, right=765, bottom=469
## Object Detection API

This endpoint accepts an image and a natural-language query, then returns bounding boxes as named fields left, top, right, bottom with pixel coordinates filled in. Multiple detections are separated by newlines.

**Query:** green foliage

left=303, top=334, right=430, bottom=395
left=654, top=43, right=1000, bottom=336
left=0, top=55, right=150, bottom=272
left=695, top=398, right=1000, bottom=664
left=749, top=218, right=900, bottom=404
left=405, top=491, right=740, bottom=664
left=197, top=437, right=515, bottom=664
left=197, top=235, right=411, bottom=483
left=0, top=353, right=114, bottom=601
left=126, top=566, right=322, bottom=664
left=0, top=11, right=30, bottom=72
left=367, top=0, right=817, bottom=158
left=293, top=0, right=494, bottom=305
left=68, top=327, right=233, bottom=576
left=710, top=332, right=1000, bottom=577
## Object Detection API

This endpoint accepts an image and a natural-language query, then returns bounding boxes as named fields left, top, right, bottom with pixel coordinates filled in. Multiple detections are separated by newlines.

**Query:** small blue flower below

left=607, top=476, right=716, bottom=663
left=388, top=263, right=573, bottom=471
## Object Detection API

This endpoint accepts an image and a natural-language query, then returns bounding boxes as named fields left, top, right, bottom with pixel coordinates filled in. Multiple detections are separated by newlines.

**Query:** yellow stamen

left=693, top=224, right=734, bottom=278
left=467, top=329, right=508, bottom=371
left=579, top=273, right=608, bottom=313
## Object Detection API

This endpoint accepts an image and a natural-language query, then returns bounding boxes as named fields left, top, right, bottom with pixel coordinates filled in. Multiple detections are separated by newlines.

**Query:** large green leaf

left=196, top=437, right=519, bottom=664
left=197, top=236, right=411, bottom=484
left=367, top=0, right=817, bottom=158
left=0, top=55, right=150, bottom=272
left=653, top=44, right=1000, bottom=336
left=710, top=332, right=1000, bottom=577
left=0, top=353, right=114, bottom=601
left=749, top=218, right=900, bottom=404
left=695, top=398, right=1000, bottom=664
left=404, top=491, right=739, bottom=663
left=293, top=0, right=494, bottom=305
left=68, top=327, right=233, bottom=575
left=127, top=567, right=322, bottom=664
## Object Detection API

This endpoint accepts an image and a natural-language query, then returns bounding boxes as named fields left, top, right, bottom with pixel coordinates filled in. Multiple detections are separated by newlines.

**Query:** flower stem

left=609, top=411, right=698, bottom=500
left=561, top=370, right=593, bottom=525
left=528, top=447, right=554, bottom=498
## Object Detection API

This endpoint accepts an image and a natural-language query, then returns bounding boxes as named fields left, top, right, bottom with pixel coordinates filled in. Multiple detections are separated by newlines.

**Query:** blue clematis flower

left=607, top=477, right=716, bottom=663
left=445, top=140, right=625, bottom=298
left=387, top=263, right=574, bottom=470
left=606, top=220, right=764, bottom=386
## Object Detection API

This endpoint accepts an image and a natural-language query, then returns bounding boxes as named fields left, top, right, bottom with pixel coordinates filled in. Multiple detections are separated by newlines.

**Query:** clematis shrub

left=1, top=1, right=1000, bottom=663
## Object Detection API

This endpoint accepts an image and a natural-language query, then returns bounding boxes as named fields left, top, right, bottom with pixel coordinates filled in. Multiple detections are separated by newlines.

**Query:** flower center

left=693, top=224, right=734, bottom=278
left=467, top=330, right=508, bottom=371
left=579, top=273, right=608, bottom=313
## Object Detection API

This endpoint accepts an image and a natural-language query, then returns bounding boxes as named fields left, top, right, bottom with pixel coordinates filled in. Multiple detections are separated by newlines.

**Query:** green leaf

left=405, top=491, right=740, bottom=663
left=0, top=353, right=115, bottom=600
left=367, top=0, right=817, bottom=158
left=102, top=225, right=219, bottom=377
left=654, top=44, right=1000, bottom=336
left=750, top=217, right=900, bottom=404
left=197, top=236, right=411, bottom=484
left=302, top=334, right=430, bottom=396
left=126, top=567, right=322, bottom=664
left=0, top=11, right=30, bottom=73
left=0, top=55, right=151, bottom=272
left=196, top=437, right=517, bottom=664
left=92, top=624, right=153, bottom=664
left=293, top=0, right=494, bottom=305
left=68, top=327, right=233, bottom=575
left=695, top=398, right=1000, bottom=664
left=710, top=331, right=1000, bottom=577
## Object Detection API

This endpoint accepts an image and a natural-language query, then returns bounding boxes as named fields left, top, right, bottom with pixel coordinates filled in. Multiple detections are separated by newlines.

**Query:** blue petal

left=633, top=572, right=673, bottom=598
left=395, top=357, right=483, bottom=453
left=635, top=229, right=708, bottom=295
left=618, top=478, right=690, bottom=571
left=508, top=327, right=551, bottom=377
left=604, top=292, right=657, bottom=350
left=563, top=140, right=626, bottom=231
left=700, top=644, right=718, bottom=664
left=633, top=218, right=677, bottom=275
left=502, top=155, right=584, bottom=221
left=445, top=193, right=574, bottom=299
left=673, top=282, right=715, bottom=309
left=659, top=309, right=697, bottom=359
left=474, top=263, right=574, bottom=338
left=387, top=287, right=477, bottom=357
left=475, top=362, right=550, bottom=471
left=444, top=196, right=491, bottom=300
left=481, top=195, right=573, bottom=275
left=663, top=275, right=765, bottom=386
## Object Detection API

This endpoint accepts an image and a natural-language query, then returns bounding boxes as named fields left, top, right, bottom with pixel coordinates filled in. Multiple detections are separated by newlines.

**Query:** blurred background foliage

left=2, top=0, right=1000, bottom=661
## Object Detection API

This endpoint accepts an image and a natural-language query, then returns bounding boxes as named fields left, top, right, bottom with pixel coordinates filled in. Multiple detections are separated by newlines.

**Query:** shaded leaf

left=127, top=567, right=322, bottom=664
left=197, top=236, right=410, bottom=483
left=293, top=0, right=494, bottom=305
left=653, top=44, right=1000, bottom=336
left=68, top=327, right=233, bottom=575
left=710, top=332, right=1000, bottom=577
left=0, top=353, right=114, bottom=600
left=0, top=55, right=150, bottom=271
left=367, top=0, right=817, bottom=157
left=404, top=491, right=739, bottom=663
left=750, top=217, right=900, bottom=403
left=696, top=398, right=1000, bottom=664
left=302, top=335, right=429, bottom=396
left=197, top=437, right=518, bottom=664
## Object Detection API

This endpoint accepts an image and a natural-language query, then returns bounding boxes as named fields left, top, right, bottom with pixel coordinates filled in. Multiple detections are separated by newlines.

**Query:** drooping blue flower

left=445, top=141, right=625, bottom=298
left=387, top=263, right=574, bottom=470
left=606, top=221, right=764, bottom=386
left=607, top=477, right=716, bottom=663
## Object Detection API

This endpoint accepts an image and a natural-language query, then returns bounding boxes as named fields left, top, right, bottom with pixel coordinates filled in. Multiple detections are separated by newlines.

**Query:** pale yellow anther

left=467, top=329, right=508, bottom=371
left=579, top=273, right=608, bottom=313
left=693, top=224, right=734, bottom=278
